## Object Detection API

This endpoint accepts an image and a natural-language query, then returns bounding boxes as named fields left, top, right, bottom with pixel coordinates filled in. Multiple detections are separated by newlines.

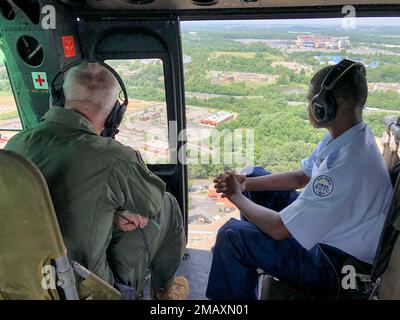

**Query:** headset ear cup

left=60, top=90, right=65, bottom=108
left=324, top=94, right=337, bottom=123
left=101, top=102, right=128, bottom=138
left=50, top=75, right=65, bottom=108
left=311, top=92, right=337, bottom=124
left=311, top=95, right=327, bottom=123
left=311, top=59, right=363, bottom=124
left=50, top=88, right=61, bottom=107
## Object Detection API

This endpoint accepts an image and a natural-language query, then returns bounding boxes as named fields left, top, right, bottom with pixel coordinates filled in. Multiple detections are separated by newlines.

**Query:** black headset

left=311, top=59, right=366, bottom=124
left=50, top=60, right=129, bottom=139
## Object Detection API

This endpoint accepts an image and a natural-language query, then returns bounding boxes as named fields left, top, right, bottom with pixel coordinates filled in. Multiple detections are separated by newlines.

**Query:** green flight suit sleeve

left=107, top=148, right=166, bottom=218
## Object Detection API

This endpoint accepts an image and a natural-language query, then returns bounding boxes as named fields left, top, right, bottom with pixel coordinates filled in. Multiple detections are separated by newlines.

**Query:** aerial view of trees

left=1, top=22, right=400, bottom=179
left=181, top=23, right=400, bottom=178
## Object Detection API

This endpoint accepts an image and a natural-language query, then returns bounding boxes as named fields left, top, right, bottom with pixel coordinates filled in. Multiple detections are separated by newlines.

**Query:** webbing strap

left=370, top=163, right=400, bottom=280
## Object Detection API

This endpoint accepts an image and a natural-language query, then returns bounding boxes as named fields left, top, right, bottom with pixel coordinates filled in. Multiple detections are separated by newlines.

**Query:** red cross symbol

left=35, top=74, right=46, bottom=87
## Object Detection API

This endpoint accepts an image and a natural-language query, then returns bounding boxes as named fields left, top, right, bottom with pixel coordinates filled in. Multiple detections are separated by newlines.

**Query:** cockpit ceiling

left=59, top=0, right=400, bottom=11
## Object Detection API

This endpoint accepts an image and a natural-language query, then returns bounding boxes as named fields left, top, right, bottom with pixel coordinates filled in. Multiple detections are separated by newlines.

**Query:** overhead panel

left=59, top=0, right=400, bottom=11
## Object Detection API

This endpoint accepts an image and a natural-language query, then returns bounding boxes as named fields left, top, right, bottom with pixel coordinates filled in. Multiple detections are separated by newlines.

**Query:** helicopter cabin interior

left=1, top=0, right=400, bottom=300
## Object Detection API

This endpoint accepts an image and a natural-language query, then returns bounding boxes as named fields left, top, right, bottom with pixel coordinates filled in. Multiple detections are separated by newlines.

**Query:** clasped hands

left=213, top=170, right=246, bottom=200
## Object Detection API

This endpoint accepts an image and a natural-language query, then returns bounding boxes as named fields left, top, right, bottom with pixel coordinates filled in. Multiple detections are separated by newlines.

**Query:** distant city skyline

left=183, top=17, right=400, bottom=27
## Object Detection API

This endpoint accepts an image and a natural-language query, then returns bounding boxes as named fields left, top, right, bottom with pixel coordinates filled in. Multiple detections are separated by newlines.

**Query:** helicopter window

left=0, top=0, right=15, bottom=21
left=11, top=0, right=40, bottom=25
left=106, top=59, right=170, bottom=164
left=181, top=18, right=400, bottom=251
left=0, top=48, right=22, bottom=149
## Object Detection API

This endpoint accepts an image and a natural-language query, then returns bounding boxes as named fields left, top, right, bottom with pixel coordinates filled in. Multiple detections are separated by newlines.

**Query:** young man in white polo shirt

left=206, top=60, right=393, bottom=300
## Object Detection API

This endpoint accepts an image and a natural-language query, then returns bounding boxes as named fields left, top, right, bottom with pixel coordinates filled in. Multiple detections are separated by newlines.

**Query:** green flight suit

left=5, top=107, right=185, bottom=293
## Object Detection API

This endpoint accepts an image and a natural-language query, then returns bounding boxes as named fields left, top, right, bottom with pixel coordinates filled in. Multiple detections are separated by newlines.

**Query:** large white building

left=200, top=111, right=235, bottom=127
left=296, top=35, right=350, bottom=49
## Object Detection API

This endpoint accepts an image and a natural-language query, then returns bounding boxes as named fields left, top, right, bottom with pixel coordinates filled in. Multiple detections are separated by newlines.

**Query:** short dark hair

left=310, top=64, right=368, bottom=109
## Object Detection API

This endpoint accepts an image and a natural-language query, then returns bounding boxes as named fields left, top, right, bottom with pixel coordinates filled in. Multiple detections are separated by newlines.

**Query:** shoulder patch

left=312, top=175, right=334, bottom=197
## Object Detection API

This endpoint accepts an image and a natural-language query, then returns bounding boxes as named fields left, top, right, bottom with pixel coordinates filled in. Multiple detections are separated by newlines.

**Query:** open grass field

left=211, top=51, right=283, bottom=61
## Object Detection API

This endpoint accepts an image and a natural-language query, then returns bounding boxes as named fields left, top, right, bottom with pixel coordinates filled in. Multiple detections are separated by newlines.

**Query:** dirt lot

left=188, top=209, right=240, bottom=250
left=211, top=51, right=257, bottom=59
left=0, top=95, right=17, bottom=112
left=271, top=61, right=314, bottom=74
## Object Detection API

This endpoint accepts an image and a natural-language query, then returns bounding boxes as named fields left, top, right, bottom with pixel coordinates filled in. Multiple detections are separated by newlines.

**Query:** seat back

left=379, top=235, right=400, bottom=299
left=0, top=150, right=69, bottom=299
left=371, top=130, right=400, bottom=299
left=373, top=160, right=400, bottom=299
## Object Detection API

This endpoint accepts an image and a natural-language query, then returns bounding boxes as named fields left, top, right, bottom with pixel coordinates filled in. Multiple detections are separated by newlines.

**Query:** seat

left=371, top=128, right=400, bottom=300
left=261, top=128, right=400, bottom=300
left=378, top=237, right=400, bottom=299
left=0, top=150, right=121, bottom=300
left=259, top=276, right=314, bottom=300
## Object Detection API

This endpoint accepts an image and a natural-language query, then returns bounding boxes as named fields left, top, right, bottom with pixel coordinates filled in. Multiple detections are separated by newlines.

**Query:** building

left=122, top=70, right=140, bottom=77
left=235, top=72, right=277, bottom=82
left=296, top=35, right=350, bottom=49
left=139, top=59, right=160, bottom=65
left=207, top=185, right=236, bottom=210
left=314, top=55, right=344, bottom=65
left=0, top=133, right=8, bottom=143
left=139, top=109, right=161, bottom=121
left=183, top=55, right=192, bottom=64
left=200, top=111, right=235, bottom=127
left=216, top=195, right=236, bottom=210
left=208, top=185, right=218, bottom=198
left=188, top=214, right=213, bottom=224
left=368, top=82, right=400, bottom=93
left=217, top=71, right=277, bottom=83
left=143, top=139, right=170, bottom=157
left=220, top=74, right=235, bottom=82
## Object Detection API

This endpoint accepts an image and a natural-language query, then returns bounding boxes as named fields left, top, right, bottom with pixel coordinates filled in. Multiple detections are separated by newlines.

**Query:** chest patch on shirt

left=312, top=175, right=334, bottom=197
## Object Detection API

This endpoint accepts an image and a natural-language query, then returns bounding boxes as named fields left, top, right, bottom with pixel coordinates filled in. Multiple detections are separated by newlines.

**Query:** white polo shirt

left=279, top=122, right=393, bottom=264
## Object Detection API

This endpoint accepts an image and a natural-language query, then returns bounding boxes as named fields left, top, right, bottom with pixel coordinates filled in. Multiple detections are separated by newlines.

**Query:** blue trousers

left=206, top=167, right=342, bottom=300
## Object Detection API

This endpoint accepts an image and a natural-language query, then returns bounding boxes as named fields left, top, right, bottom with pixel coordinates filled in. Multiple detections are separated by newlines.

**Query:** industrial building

left=207, top=184, right=236, bottom=210
left=215, top=71, right=277, bottom=83
left=368, top=82, right=400, bottom=93
left=200, top=111, right=235, bottom=127
left=139, top=109, right=161, bottom=121
left=296, top=35, right=350, bottom=49
left=143, top=139, right=170, bottom=158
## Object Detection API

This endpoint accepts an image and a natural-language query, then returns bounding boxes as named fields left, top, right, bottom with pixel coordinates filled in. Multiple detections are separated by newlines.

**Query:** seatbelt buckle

left=354, top=273, right=378, bottom=298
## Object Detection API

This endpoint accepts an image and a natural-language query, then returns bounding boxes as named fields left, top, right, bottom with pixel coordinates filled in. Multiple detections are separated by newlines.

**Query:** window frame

left=0, top=57, right=23, bottom=133
left=106, top=57, right=172, bottom=164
